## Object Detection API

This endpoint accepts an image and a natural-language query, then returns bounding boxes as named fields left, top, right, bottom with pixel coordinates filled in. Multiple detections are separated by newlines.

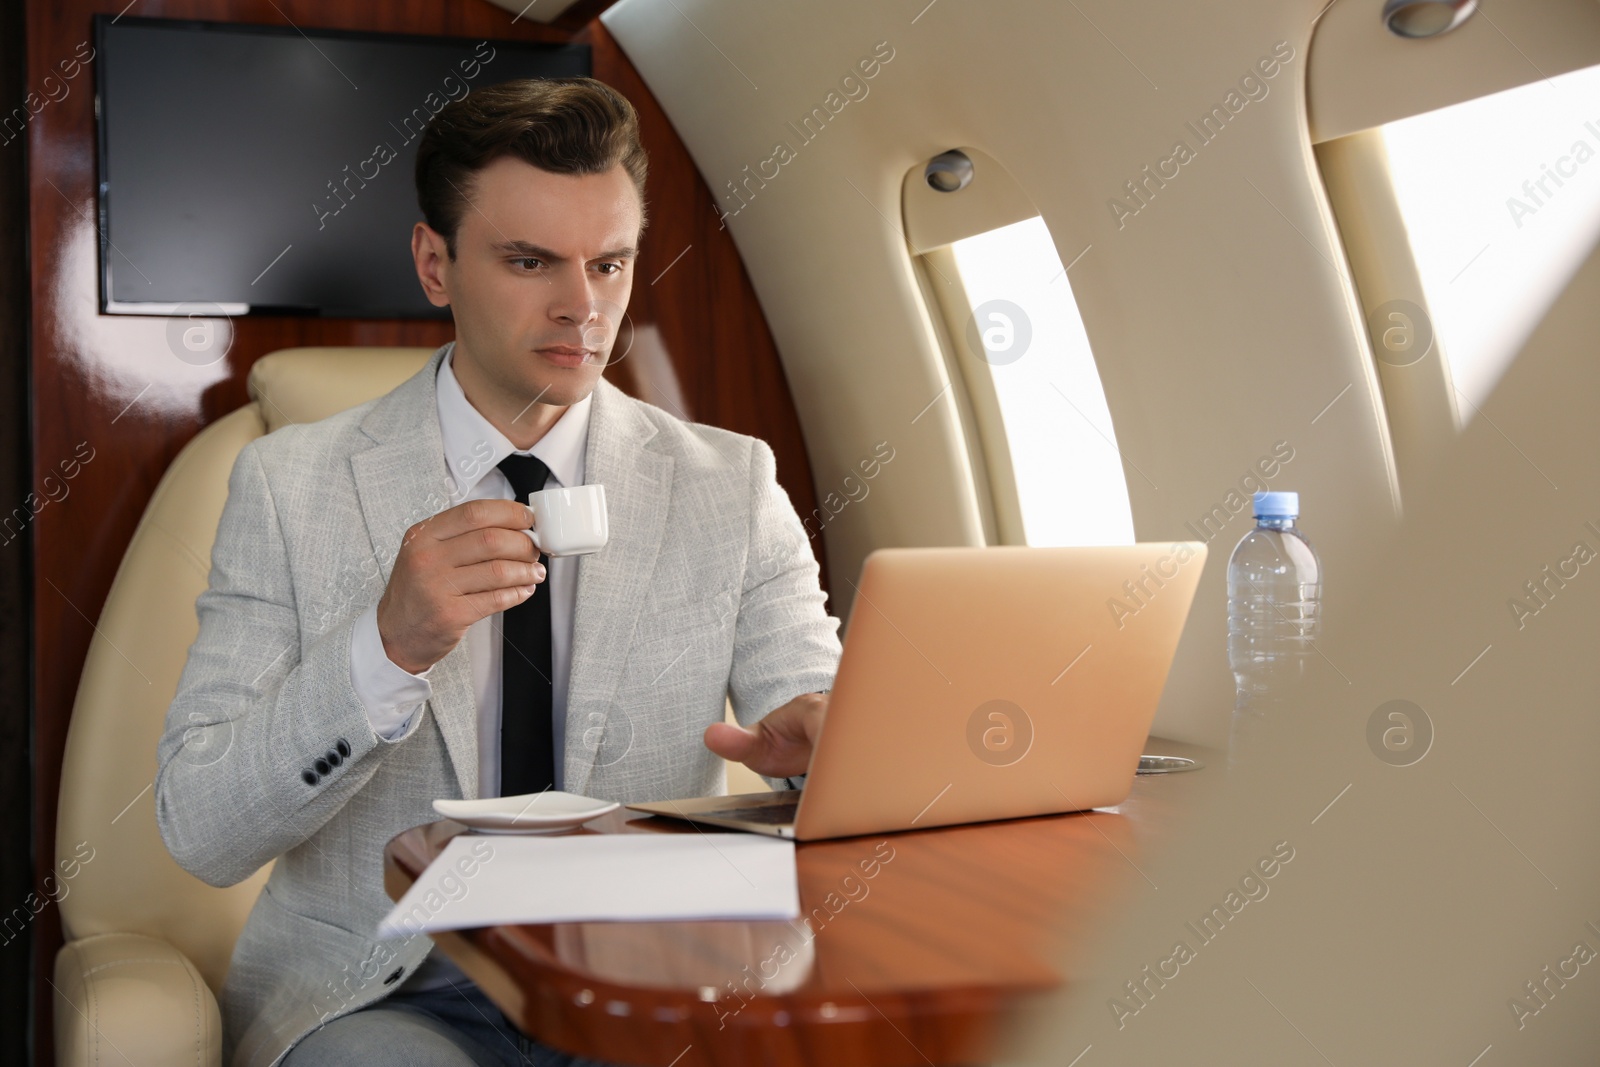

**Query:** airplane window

left=945, top=215, right=1136, bottom=546
left=1380, top=62, right=1600, bottom=424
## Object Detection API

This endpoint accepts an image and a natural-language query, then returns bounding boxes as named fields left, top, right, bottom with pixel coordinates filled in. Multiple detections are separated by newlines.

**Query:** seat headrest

left=246, top=346, right=438, bottom=433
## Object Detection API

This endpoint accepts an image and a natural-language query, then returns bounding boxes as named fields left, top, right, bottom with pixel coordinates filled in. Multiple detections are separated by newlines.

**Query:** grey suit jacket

left=154, top=343, right=842, bottom=1066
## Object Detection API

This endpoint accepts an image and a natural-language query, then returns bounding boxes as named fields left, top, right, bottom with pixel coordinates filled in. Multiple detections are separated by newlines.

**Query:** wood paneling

left=23, top=3, right=824, bottom=1063
left=1, top=0, right=38, bottom=1061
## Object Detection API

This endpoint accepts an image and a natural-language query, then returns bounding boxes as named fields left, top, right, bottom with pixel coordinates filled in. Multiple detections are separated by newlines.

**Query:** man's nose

left=547, top=267, right=600, bottom=326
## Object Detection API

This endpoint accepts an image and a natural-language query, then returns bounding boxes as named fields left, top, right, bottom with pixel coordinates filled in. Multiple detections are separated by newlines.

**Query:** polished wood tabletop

left=383, top=737, right=1216, bottom=1067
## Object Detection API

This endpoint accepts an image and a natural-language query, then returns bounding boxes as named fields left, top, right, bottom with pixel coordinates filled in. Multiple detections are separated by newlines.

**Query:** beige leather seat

left=52, top=345, right=769, bottom=1065
left=52, top=347, right=437, bottom=1067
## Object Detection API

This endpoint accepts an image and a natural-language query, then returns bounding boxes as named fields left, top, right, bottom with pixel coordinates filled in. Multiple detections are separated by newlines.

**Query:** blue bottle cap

left=1253, top=491, right=1299, bottom=518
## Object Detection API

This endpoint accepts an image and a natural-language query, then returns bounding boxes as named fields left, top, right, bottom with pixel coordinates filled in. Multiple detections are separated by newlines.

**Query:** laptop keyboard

left=700, top=798, right=800, bottom=824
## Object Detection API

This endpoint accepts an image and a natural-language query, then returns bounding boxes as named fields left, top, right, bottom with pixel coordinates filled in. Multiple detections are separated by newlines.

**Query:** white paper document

left=378, top=833, right=799, bottom=938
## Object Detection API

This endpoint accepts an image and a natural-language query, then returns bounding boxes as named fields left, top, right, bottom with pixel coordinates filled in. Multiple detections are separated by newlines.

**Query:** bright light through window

left=948, top=216, right=1135, bottom=546
left=1382, top=63, right=1600, bottom=424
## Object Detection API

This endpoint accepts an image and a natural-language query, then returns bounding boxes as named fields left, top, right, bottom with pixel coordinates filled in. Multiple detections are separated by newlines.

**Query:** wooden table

left=383, top=738, right=1214, bottom=1067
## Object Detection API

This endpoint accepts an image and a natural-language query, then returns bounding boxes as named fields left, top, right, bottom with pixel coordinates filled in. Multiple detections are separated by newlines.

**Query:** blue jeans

left=283, top=976, right=621, bottom=1067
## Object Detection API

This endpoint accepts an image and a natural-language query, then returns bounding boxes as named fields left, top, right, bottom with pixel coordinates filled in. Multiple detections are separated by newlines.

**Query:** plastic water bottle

left=1226, top=491, right=1321, bottom=766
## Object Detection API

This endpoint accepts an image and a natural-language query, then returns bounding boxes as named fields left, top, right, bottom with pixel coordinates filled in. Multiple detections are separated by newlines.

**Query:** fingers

left=703, top=721, right=759, bottom=762
left=412, top=498, right=535, bottom=546
left=747, top=696, right=824, bottom=749
left=704, top=719, right=809, bottom=779
left=459, top=583, right=542, bottom=622
left=703, top=697, right=826, bottom=779
left=436, top=523, right=541, bottom=569
left=445, top=557, right=548, bottom=598
left=411, top=572, right=544, bottom=647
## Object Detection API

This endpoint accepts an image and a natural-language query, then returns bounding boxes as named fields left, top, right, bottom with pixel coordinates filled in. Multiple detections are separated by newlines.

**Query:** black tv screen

left=94, top=15, right=590, bottom=318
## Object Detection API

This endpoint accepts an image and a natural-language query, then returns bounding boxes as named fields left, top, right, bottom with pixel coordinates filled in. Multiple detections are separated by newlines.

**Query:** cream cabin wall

left=601, top=0, right=1600, bottom=745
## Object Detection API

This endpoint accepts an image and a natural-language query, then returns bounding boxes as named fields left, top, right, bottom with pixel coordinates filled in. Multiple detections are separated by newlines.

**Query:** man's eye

left=514, top=258, right=542, bottom=271
left=595, top=263, right=622, bottom=276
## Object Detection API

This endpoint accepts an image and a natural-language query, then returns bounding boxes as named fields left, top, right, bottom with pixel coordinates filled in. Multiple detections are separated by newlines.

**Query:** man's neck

left=451, top=345, right=566, bottom=451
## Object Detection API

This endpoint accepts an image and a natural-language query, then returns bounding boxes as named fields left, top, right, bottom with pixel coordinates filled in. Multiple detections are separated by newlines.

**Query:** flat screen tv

left=94, top=15, right=590, bottom=318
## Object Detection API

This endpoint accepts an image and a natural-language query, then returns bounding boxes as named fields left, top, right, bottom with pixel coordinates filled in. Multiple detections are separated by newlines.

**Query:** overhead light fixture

left=925, top=150, right=974, bottom=193
left=1382, top=0, right=1477, bottom=38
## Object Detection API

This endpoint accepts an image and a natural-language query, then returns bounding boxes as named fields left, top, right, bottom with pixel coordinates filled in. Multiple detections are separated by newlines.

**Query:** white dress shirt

left=348, top=347, right=592, bottom=796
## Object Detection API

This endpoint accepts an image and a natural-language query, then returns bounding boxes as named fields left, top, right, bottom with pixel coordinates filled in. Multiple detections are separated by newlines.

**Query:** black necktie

left=497, top=453, right=554, bottom=797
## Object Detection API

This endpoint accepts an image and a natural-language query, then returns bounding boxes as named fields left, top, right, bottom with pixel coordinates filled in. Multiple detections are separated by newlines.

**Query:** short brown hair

left=414, top=76, right=649, bottom=259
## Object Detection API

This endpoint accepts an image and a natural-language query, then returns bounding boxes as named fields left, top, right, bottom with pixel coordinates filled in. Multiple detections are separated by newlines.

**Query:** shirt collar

left=437, top=343, right=592, bottom=500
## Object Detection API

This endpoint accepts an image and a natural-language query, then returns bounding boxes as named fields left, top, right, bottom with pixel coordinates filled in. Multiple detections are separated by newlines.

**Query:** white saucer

left=432, top=791, right=620, bottom=834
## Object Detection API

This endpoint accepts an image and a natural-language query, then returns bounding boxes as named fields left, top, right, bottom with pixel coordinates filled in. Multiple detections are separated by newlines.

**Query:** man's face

left=416, top=156, right=642, bottom=409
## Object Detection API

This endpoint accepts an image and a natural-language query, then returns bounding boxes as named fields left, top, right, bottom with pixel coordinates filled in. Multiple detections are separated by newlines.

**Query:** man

left=155, top=76, right=841, bottom=1067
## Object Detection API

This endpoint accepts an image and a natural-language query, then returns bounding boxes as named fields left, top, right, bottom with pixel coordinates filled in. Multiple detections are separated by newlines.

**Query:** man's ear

left=412, top=222, right=452, bottom=308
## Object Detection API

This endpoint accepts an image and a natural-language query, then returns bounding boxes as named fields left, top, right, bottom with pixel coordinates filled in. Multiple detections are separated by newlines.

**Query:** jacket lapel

left=348, top=343, right=483, bottom=799
left=564, top=376, right=674, bottom=797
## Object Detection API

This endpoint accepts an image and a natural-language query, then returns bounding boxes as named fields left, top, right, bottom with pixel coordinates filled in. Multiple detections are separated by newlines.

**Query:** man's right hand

left=376, top=498, right=546, bottom=674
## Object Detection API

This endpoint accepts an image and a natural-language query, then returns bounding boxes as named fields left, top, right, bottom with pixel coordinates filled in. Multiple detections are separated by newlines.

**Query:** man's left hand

left=703, top=691, right=828, bottom=780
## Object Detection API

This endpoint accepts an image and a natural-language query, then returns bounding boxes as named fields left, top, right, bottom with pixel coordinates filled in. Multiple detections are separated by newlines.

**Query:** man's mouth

left=537, top=345, right=595, bottom=367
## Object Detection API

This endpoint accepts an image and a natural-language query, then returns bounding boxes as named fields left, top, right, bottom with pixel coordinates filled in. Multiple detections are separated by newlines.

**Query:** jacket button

left=336, top=738, right=351, bottom=758
left=326, top=749, right=342, bottom=767
left=302, top=769, right=319, bottom=785
left=314, top=757, right=331, bottom=776
left=383, top=967, right=404, bottom=985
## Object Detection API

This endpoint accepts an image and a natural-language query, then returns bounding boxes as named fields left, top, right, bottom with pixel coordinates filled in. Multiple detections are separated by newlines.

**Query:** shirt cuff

left=349, top=602, right=433, bottom=740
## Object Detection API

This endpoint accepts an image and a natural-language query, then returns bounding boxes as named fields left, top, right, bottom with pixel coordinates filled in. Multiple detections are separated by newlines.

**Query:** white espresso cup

left=525, top=484, right=609, bottom=557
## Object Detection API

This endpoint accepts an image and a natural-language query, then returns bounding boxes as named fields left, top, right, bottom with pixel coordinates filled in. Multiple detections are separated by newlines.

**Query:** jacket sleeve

left=155, top=440, right=427, bottom=888
left=727, top=437, right=842, bottom=783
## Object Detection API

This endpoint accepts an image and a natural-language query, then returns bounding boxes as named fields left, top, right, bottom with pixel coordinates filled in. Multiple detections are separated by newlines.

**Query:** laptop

left=626, top=543, right=1207, bottom=841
